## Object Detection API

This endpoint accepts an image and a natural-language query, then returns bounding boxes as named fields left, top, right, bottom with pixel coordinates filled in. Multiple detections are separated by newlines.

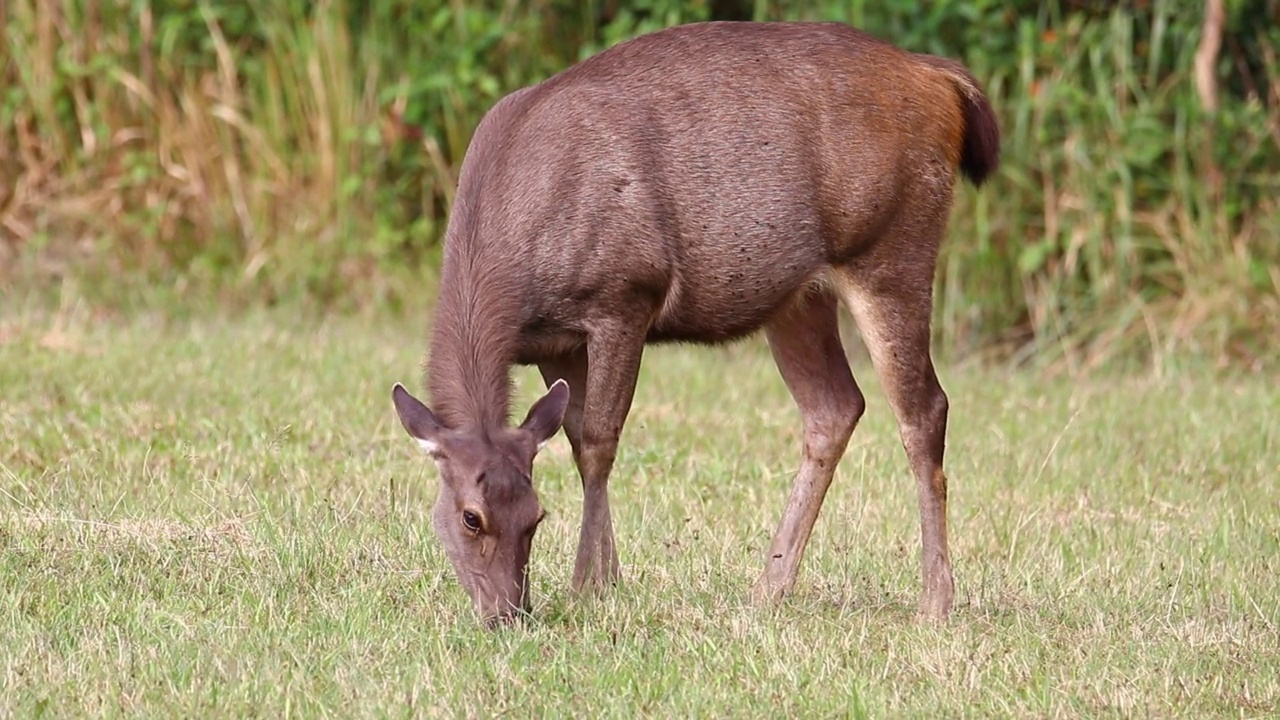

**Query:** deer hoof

left=749, top=576, right=790, bottom=606
left=914, top=593, right=954, bottom=623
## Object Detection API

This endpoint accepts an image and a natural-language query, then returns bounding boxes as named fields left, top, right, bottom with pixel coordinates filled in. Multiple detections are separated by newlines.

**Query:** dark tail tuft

left=957, top=82, right=1000, bottom=186
left=923, top=56, right=1001, bottom=186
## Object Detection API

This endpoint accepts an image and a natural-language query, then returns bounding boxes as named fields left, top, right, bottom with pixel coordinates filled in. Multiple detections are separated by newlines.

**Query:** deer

left=390, top=20, right=999, bottom=627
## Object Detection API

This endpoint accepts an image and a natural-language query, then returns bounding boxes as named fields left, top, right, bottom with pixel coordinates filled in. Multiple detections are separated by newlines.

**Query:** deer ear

left=519, top=379, right=570, bottom=450
left=392, top=383, right=448, bottom=457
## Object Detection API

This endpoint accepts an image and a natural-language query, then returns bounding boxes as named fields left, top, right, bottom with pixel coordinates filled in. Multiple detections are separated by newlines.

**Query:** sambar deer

left=390, top=20, right=999, bottom=626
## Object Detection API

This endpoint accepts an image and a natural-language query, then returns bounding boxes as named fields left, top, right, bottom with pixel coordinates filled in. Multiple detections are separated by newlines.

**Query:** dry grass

left=1, top=299, right=1277, bottom=717
left=3, top=512, right=254, bottom=551
left=0, top=1, right=433, bottom=303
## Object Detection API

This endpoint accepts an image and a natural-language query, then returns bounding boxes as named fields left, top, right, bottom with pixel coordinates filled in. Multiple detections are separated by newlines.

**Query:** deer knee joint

left=577, top=440, right=618, bottom=483
left=805, top=395, right=863, bottom=462
left=830, top=386, right=866, bottom=442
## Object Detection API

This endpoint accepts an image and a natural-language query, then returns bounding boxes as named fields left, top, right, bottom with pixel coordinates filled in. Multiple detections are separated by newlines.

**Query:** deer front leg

left=570, top=325, right=645, bottom=593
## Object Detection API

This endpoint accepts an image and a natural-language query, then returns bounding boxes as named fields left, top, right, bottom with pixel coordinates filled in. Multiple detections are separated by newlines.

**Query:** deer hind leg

left=752, top=290, right=866, bottom=604
left=835, top=253, right=955, bottom=621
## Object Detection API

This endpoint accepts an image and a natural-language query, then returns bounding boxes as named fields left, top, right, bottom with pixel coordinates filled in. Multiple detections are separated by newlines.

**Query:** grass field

left=1, top=299, right=1277, bottom=718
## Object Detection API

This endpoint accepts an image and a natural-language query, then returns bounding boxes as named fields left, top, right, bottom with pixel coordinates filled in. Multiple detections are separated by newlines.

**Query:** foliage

left=1, top=0, right=1278, bottom=364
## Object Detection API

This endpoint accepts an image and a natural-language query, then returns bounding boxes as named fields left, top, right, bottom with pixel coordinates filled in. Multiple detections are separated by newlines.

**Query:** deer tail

left=923, top=56, right=1001, bottom=187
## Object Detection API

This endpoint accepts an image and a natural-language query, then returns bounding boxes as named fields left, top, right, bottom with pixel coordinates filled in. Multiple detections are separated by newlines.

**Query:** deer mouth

left=464, top=571, right=532, bottom=627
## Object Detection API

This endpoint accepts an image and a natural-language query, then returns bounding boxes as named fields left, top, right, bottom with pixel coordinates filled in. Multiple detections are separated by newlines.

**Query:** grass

left=1, top=297, right=1278, bottom=717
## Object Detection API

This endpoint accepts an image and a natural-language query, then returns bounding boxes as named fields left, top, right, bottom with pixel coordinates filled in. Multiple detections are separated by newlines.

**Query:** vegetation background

left=3, top=0, right=1277, bottom=369
left=3, top=3, right=1279, bottom=716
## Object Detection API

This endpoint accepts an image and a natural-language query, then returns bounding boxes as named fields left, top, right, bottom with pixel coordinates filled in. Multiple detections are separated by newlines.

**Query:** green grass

left=1, top=300, right=1278, bottom=717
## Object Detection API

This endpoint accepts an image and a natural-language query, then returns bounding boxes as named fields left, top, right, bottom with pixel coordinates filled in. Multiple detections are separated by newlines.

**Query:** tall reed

left=2, top=0, right=1276, bottom=367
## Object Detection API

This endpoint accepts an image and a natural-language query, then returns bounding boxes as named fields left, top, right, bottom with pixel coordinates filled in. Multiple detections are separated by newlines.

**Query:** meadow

left=1, top=297, right=1276, bottom=717
left=3, top=2, right=1278, bottom=717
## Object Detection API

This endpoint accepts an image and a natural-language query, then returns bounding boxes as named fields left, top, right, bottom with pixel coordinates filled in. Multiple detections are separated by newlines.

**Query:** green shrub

left=1, top=0, right=1276, bottom=366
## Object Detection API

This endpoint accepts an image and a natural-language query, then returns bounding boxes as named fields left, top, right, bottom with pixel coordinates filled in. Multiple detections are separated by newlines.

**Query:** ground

left=1, top=301, right=1277, bottom=717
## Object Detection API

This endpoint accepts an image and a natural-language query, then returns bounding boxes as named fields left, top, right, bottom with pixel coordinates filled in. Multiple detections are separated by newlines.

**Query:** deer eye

left=461, top=510, right=483, bottom=533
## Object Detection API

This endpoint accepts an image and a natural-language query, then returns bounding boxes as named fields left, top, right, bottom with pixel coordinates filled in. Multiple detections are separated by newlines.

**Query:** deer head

left=391, top=380, right=569, bottom=626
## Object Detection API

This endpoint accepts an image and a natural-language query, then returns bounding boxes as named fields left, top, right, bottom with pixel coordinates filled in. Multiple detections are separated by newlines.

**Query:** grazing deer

left=391, top=20, right=999, bottom=626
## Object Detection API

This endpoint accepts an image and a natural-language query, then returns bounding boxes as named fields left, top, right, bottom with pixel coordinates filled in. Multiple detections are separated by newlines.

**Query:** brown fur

left=391, top=21, right=1000, bottom=625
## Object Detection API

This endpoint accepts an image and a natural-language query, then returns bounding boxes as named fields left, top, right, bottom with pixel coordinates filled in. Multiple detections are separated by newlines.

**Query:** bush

left=1, top=0, right=1277, bottom=366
